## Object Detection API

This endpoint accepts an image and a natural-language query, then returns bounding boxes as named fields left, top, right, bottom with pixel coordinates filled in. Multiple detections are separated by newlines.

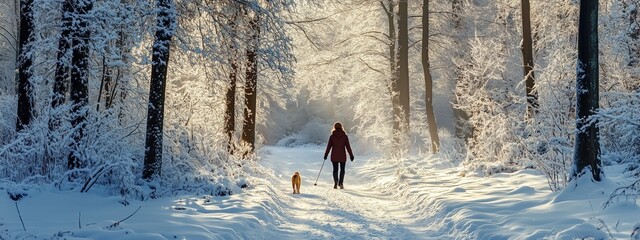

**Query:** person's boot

left=339, top=183, right=344, bottom=189
left=333, top=182, right=338, bottom=189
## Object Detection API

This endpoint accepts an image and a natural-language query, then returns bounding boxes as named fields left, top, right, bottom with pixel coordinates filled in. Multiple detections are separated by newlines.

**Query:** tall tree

left=51, top=0, right=72, bottom=111
left=381, top=0, right=402, bottom=147
left=67, top=0, right=93, bottom=169
left=450, top=0, right=472, bottom=141
left=623, top=0, right=640, bottom=91
left=422, top=0, right=439, bottom=152
left=225, top=10, right=239, bottom=154
left=143, top=0, right=175, bottom=179
left=241, top=13, right=259, bottom=155
left=521, top=0, right=538, bottom=116
left=397, top=0, right=410, bottom=141
left=573, top=0, right=602, bottom=181
left=16, top=0, right=34, bottom=131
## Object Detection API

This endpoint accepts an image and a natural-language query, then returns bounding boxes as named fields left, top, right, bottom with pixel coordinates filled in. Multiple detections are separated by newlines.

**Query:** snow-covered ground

left=1, top=145, right=639, bottom=239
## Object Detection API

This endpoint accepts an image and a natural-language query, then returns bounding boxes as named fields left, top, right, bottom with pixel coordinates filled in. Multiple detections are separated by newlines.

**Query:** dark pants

left=332, top=162, right=346, bottom=185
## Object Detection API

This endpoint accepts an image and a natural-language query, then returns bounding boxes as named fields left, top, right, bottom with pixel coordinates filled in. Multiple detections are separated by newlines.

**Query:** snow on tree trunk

left=51, top=0, right=72, bottom=111
left=225, top=10, right=239, bottom=154
left=521, top=0, right=538, bottom=117
left=143, top=0, right=174, bottom=179
left=16, top=0, right=34, bottom=131
left=242, top=14, right=259, bottom=156
left=67, top=0, right=93, bottom=170
left=573, top=0, right=602, bottom=182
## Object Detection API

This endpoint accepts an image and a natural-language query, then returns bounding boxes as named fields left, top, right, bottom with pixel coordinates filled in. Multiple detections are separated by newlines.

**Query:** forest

left=0, top=0, right=639, bottom=238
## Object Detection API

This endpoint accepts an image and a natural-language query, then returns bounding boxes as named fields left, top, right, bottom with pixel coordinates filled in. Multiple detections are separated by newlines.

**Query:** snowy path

left=259, top=145, right=430, bottom=239
left=3, top=145, right=638, bottom=239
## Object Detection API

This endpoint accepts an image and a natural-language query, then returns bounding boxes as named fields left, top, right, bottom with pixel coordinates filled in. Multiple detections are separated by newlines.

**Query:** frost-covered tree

left=51, top=0, right=71, bottom=111
left=16, top=0, right=34, bottom=131
left=143, top=0, right=175, bottom=180
left=521, top=0, right=537, bottom=116
left=68, top=0, right=93, bottom=169
left=573, top=0, right=601, bottom=181
left=241, top=10, right=259, bottom=155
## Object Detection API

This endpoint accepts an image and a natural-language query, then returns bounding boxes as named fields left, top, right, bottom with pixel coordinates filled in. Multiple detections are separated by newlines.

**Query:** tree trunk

left=624, top=0, right=640, bottom=91
left=451, top=0, right=472, bottom=141
left=573, top=0, right=602, bottom=181
left=225, top=12, right=239, bottom=154
left=143, top=0, right=174, bottom=179
left=381, top=0, right=401, bottom=147
left=397, top=0, right=410, bottom=139
left=422, top=0, right=440, bottom=152
left=67, top=0, right=92, bottom=170
left=51, top=0, right=72, bottom=111
left=521, top=0, right=538, bottom=116
left=242, top=14, right=259, bottom=156
left=16, top=0, right=34, bottom=131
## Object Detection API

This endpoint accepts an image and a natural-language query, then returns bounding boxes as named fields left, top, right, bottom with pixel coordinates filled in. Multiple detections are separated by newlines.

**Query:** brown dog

left=291, top=172, right=301, bottom=194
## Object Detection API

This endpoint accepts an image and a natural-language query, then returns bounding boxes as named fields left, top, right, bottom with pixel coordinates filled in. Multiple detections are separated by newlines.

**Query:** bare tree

left=16, top=0, right=34, bottom=131
left=225, top=8, right=239, bottom=154
left=397, top=0, right=410, bottom=144
left=573, top=0, right=602, bottom=181
left=67, top=0, right=93, bottom=169
left=450, top=0, right=472, bottom=141
left=51, top=0, right=72, bottom=111
left=242, top=12, right=259, bottom=155
left=143, top=0, right=175, bottom=179
left=422, top=0, right=439, bottom=152
left=521, top=0, right=538, bottom=117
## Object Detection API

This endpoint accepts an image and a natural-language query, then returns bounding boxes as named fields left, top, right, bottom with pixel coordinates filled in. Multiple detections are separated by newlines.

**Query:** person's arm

left=324, top=136, right=333, bottom=160
left=346, top=136, right=354, bottom=161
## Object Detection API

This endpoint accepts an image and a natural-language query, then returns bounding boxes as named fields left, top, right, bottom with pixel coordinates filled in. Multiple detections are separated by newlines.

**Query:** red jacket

left=324, top=129, right=354, bottom=163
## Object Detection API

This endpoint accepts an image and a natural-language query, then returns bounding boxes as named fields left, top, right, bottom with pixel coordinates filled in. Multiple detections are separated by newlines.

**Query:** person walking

left=323, top=122, right=354, bottom=189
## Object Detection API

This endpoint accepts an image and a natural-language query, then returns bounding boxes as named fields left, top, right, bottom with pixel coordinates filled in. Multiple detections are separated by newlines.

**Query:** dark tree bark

left=97, top=55, right=112, bottom=111
left=242, top=14, right=259, bottom=155
left=573, top=0, right=602, bottom=182
left=521, top=0, right=538, bottom=116
left=67, top=0, right=93, bottom=170
left=422, top=0, right=440, bottom=152
left=225, top=58, right=238, bottom=153
left=16, top=0, right=34, bottom=131
left=51, top=0, right=72, bottom=111
left=397, top=0, right=410, bottom=138
left=225, top=11, right=239, bottom=154
left=143, top=0, right=174, bottom=179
